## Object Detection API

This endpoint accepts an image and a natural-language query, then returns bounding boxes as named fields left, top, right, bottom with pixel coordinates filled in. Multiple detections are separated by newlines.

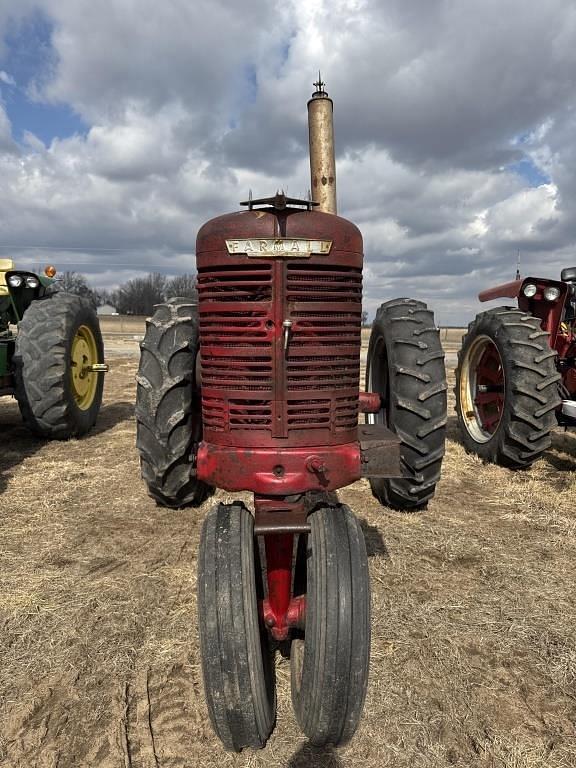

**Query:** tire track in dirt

left=119, top=653, right=210, bottom=765
left=1, top=672, right=124, bottom=768
left=136, top=664, right=209, bottom=767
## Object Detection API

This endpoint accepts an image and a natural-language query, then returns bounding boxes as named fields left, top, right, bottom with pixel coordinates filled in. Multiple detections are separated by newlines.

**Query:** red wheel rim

left=459, top=335, right=505, bottom=442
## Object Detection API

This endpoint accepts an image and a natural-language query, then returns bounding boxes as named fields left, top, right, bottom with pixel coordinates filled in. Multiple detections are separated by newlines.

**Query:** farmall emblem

left=226, top=238, right=332, bottom=258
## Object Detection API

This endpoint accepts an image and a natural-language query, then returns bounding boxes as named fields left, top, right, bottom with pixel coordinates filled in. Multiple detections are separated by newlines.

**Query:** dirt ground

left=0, top=339, right=575, bottom=768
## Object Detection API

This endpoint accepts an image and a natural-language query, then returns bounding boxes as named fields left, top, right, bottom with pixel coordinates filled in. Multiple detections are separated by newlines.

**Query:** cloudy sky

left=0, top=1, right=575, bottom=323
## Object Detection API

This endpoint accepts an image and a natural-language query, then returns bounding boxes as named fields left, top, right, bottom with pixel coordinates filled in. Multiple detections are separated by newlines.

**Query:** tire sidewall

left=15, top=294, right=105, bottom=436
left=135, top=298, right=212, bottom=507
left=456, top=310, right=519, bottom=462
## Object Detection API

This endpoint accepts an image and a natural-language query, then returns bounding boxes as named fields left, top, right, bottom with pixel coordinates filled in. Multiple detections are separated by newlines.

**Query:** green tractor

left=0, top=259, right=108, bottom=438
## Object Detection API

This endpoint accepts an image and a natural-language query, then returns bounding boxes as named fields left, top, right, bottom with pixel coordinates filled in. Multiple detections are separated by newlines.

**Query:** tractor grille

left=198, top=263, right=273, bottom=431
left=285, top=262, right=363, bottom=303
left=229, top=400, right=272, bottom=430
left=287, top=396, right=358, bottom=431
left=198, top=263, right=273, bottom=391
left=197, top=263, right=272, bottom=303
left=200, top=350, right=273, bottom=390
left=198, top=260, right=361, bottom=436
left=286, top=263, right=362, bottom=395
left=285, top=263, right=361, bottom=431
left=202, top=397, right=227, bottom=431
left=286, top=348, right=358, bottom=391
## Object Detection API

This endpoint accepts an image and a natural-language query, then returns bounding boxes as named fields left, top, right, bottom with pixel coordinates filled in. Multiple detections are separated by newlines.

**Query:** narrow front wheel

left=290, top=504, right=370, bottom=747
left=198, top=502, right=276, bottom=751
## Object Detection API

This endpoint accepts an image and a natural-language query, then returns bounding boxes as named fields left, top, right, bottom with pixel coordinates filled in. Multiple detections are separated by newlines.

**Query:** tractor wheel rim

left=70, top=324, right=98, bottom=410
left=459, top=334, right=505, bottom=443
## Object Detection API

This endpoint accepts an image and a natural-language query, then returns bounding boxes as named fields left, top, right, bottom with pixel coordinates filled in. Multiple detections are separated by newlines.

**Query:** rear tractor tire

left=14, top=292, right=105, bottom=438
left=136, top=297, right=212, bottom=508
left=455, top=307, right=561, bottom=468
left=366, top=298, right=447, bottom=510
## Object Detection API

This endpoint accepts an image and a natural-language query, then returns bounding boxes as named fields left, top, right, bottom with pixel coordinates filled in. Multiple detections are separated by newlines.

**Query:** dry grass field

left=0, top=333, right=575, bottom=768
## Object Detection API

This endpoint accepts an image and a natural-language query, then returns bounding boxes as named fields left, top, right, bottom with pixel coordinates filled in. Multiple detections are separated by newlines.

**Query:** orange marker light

left=44, top=265, right=57, bottom=278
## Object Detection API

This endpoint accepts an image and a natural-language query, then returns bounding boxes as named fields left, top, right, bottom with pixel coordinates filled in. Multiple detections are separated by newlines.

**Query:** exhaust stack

left=307, top=75, right=337, bottom=214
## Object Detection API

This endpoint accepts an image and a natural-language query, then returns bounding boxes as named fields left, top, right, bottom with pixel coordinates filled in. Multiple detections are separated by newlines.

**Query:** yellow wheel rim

left=70, top=324, right=99, bottom=410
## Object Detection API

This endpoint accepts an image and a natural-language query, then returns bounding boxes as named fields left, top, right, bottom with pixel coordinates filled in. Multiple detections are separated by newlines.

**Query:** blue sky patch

left=509, top=156, right=550, bottom=187
left=0, top=9, right=88, bottom=145
left=1, top=85, right=88, bottom=146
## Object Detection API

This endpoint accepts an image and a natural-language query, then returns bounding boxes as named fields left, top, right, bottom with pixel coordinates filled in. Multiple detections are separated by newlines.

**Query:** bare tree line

left=55, top=271, right=198, bottom=315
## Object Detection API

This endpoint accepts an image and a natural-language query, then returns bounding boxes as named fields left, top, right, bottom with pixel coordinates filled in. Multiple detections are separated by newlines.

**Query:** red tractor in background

left=136, top=81, right=447, bottom=750
left=455, top=270, right=576, bottom=468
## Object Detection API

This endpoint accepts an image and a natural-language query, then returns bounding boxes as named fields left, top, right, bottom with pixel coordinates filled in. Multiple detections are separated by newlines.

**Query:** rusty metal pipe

left=307, top=77, right=337, bottom=214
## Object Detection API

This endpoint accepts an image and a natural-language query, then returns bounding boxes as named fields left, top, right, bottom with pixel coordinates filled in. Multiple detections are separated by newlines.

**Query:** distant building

left=97, top=304, right=119, bottom=316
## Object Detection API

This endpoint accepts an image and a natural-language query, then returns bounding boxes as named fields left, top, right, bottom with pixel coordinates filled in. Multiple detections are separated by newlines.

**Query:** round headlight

left=544, top=286, right=561, bottom=301
left=523, top=283, right=537, bottom=298
left=7, top=274, right=23, bottom=288
left=25, top=276, right=40, bottom=289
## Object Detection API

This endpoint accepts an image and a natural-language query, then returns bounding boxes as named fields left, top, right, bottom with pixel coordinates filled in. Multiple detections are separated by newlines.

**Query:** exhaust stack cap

left=307, top=72, right=337, bottom=214
left=311, top=74, right=329, bottom=99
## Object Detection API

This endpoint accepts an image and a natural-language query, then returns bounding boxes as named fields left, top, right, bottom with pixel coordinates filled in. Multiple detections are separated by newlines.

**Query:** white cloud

left=0, top=1, right=575, bottom=322
left=484, top=184, right=560, bottom=243
left=0, top=70, right=15, bottom=86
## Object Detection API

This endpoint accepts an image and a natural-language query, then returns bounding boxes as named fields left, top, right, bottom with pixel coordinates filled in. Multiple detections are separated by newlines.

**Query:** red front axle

left=261, top=533, right=306, bottom=641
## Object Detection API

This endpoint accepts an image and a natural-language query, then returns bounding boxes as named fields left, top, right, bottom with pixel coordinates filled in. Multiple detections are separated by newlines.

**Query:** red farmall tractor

left=455, top=271, right=573, bottom=467
left=136, top=82, right=447, bottom=750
